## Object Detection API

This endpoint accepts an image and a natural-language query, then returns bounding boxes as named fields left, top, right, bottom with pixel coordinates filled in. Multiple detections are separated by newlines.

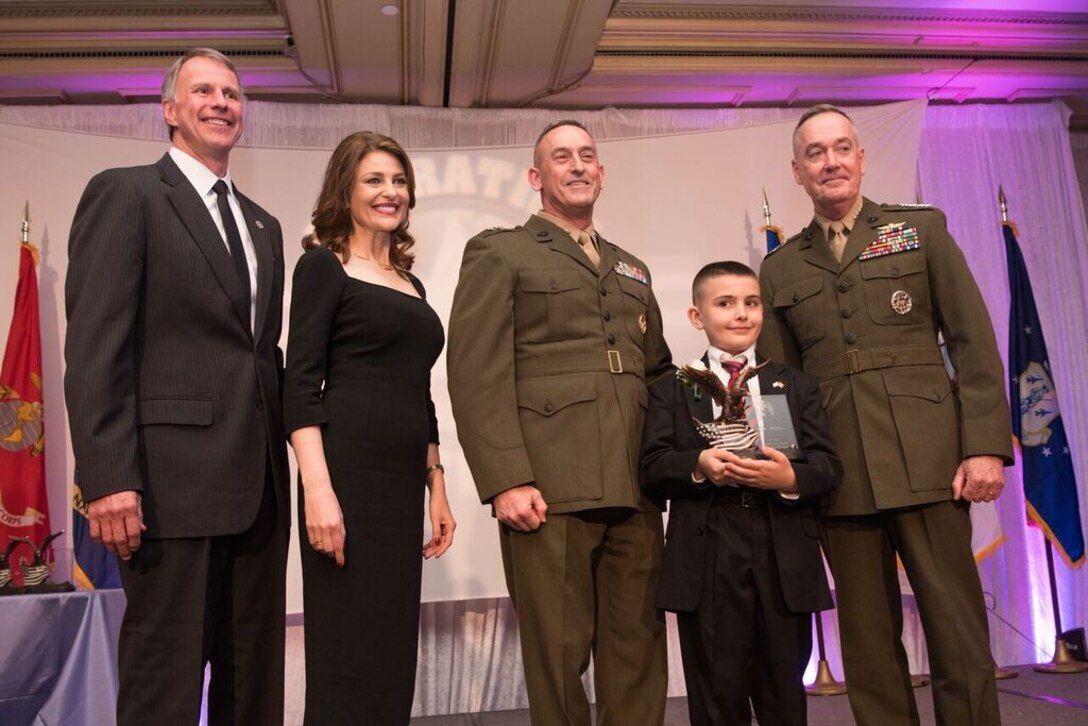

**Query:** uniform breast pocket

left=772, top=275, right=826, bottom=350
left=515, top=269, right=591, bottom=342
left=617, top=277, right=648, bottom=344
left=860, top=251, right=930, bottom=325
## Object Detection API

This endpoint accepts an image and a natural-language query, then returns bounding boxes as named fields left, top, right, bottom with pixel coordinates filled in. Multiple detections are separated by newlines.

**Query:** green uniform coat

left=759, top=197, right=1013, bottom=516
left=448, top=214, right=673, bottom=512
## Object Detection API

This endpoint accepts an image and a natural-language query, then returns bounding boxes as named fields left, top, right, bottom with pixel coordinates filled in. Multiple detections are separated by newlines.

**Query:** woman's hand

left=423, top=472, right=456, bottom=559
left=304, top=478, right=347, bottom=567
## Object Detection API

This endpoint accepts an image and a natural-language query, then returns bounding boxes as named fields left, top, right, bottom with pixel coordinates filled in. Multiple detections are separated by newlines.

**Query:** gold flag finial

left=21, top=201, right=30, bottom=244
left=761, top=188, right=772, bottom=227
left=998, top=186, right=1008, bottom=224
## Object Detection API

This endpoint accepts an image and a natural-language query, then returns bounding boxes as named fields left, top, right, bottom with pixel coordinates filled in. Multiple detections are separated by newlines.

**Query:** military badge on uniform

left=890, top=290, right=913, bottom=315
left=613, top=261, right=648, bottom=284
left=638, top=313, right=647, bottom=334
left=858, top=224, right=920, bottom=260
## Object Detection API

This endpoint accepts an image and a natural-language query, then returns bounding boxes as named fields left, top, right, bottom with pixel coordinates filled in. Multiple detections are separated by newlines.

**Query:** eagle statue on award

left=678, top=359, right=768, bottom=457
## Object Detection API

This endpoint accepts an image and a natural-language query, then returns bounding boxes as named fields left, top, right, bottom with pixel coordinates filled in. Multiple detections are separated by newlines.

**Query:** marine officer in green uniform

left=758, top=105, right=1013, bottom=726
left=447, top=120, right=672, bottom=725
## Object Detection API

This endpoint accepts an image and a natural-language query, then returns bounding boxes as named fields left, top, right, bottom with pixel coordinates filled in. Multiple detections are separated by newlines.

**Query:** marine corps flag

left=0, top=207, right=51, bottom=585
left=1004, top=221, right=1085, bottom=566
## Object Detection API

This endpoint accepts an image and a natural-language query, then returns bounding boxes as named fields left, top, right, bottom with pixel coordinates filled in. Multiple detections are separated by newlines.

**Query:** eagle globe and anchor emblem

left=0, top=379, right=64, bottom=593
left=0, top=381, right=44, bottom=458
left=1018, top=361, right=1059, bottom=447
left=0, top=379, right=46, bottom=532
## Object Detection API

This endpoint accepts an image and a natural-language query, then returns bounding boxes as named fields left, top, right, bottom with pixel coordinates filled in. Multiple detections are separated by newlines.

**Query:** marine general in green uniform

left=758, top=105, right=1013, bottom=726
left=447, top=120, right=672, bottom=725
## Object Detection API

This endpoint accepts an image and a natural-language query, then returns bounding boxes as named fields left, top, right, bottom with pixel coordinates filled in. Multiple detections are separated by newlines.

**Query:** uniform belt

left=804, top=344, right=943, bottom=380
left=712, top=487, right=766, bottom=508
left=515, top=350, right=639, bottom=379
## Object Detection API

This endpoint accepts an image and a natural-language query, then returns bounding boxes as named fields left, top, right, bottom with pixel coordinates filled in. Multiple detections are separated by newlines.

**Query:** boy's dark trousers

left=675, top=486, right=813, bottom=726
left=640, top=358, right=843, bottom=726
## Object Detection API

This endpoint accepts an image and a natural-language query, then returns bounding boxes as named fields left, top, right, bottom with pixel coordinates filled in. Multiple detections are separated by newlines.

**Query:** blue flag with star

left=1004, top=223, right=1084, bottom=566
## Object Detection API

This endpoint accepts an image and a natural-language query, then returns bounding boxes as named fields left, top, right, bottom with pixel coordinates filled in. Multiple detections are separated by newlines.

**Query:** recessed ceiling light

left=380, top=4, right=399, bottom=15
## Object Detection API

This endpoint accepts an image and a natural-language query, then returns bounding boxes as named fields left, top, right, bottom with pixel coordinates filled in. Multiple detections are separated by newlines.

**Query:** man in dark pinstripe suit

left=64, top=48, right=289, bottom=725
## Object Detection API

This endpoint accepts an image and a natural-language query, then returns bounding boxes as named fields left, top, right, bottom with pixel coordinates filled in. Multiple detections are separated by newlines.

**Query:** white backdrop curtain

left=916, top=101, right=1088, bottom=677
left=1072, top=129, right=1088, bottom=221
left=2, top=100, right=1085, bottom=719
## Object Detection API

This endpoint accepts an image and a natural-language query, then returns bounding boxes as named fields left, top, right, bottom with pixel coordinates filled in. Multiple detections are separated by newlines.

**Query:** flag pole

left=806, top=608, right=847, bottom=696
left=986, top=196, right=1021, bottom=680
left=760, top=187, right=846, bottom=695
left=1034, top=539, right=1087, bottom=673
left=1001, top=188, right=1087, bottom=674
left=21, top=202, right=29, bottom=244
left=761, top=189, right=784, bottom=254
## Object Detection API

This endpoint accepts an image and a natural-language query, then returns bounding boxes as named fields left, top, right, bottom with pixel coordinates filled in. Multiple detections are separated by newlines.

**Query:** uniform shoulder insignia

left=477, top=225, right=523, bottom=238
left=881, top=202, right=933, bottom=211
left=766, top=232, right=801, bottom=255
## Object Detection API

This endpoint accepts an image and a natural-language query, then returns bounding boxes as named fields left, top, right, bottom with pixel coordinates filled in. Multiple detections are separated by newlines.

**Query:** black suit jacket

left=65, top=153, right=289, bottom=538
left=640, top=357, right=840, bottom=614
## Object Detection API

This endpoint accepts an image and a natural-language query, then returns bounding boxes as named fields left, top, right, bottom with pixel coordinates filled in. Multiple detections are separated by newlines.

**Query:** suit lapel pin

left=254, top=220, right=265, bottom=230
left=772, top=380, right=785, bottom=389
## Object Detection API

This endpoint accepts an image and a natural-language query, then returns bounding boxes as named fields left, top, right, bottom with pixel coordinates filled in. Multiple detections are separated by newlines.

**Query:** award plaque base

left=0, top=581, right=76, bottom=597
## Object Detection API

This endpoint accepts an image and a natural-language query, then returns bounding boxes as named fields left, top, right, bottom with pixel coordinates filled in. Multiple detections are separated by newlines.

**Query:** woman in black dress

left=283, top=131, right=456, bottom=724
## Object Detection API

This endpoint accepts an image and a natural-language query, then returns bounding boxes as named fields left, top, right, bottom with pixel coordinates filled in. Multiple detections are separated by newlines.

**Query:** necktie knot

left=719, top=354, right=747, bottom=387
left=213, top=179, right=229, bottom=197
left=577, top=230, right=600, bottom=267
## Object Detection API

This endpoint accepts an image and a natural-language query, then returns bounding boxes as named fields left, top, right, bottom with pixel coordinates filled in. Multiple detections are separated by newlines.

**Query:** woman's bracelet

left=426, top=463, right=445, bottom=479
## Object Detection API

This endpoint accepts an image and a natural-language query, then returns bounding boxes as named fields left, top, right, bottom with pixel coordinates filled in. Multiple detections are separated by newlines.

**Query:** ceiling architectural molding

left=609, top=3, right=1088, bottom=26
left=0, top=0, right=280, bottom=19
left=0, top=0, right=1082, bottom=126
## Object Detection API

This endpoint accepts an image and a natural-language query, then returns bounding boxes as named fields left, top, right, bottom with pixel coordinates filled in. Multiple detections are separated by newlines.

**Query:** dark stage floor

left=411, top=665, right=1088, bottom=725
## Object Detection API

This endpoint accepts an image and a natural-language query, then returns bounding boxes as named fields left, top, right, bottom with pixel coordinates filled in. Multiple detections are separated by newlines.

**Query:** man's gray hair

left=792, top=104, right=859, bottom=156
left=533, top=119, right=593, bottom=166
left=794, top=104, right=853, bottom=132
left=161, top=48, right=242, bottom=140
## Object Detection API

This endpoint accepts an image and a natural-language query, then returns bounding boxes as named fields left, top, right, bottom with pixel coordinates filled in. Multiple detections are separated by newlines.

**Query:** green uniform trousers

left=499, top=508, right=667, bottom=725
left=823, top=500, right=1000, bottom=726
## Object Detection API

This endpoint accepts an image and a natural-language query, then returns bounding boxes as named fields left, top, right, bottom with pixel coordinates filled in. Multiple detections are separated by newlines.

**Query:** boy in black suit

left=640, top=261, right=842, bottom=726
